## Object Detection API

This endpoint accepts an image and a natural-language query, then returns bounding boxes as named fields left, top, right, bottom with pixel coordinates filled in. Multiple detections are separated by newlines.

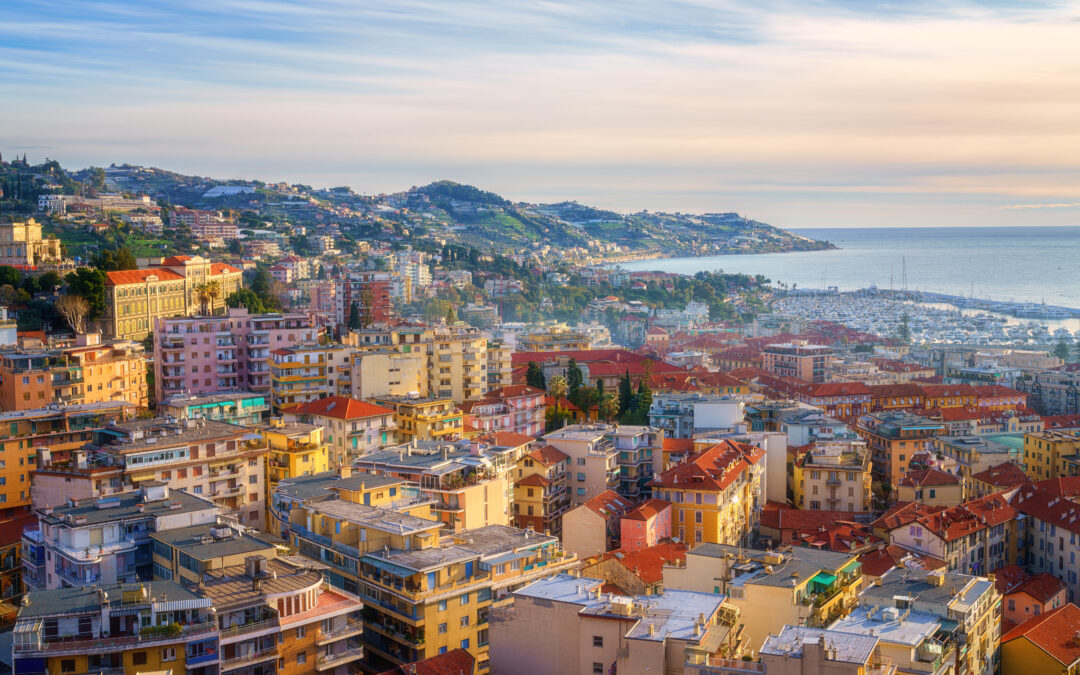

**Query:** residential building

left=665, top=544, right=862, bottom=652
left=154, top=308, right=318, bottom=400
left=270, top=343, right=351, bottom=410
left=249, top=418, right=332, bottom=512
left=1022, top=429, right=1080, bottom=481
left=993, top=565, right=1067, bottom=629
left=648, top=393, right=746, bottom=439
left=758, top=626, right=890, bottom=675
left=335, top=270, right=392, bottom=327
left=22, top=483, right=217, bottom=591
left=845, top=566, right=1002, bottom=675
left=856, top=412, right=945, bottom=490
left=157, top=390, right=271, bottom=426
left=619, top=498, right=672, bottom=552
left=0, top=401, right=136, bottom=513
left=0, top=218, right=63, bottom=267
left=149, top=521, right=276, bottom=583
left=542, top=425, right=620, bottom=505
left=377, top=649, right=475, bottom=675
left=934, top=434, right=1020, bottom=482
left=10, top=581, right=218, bottom=675
left=610, top=425, right=663, bottom=499
left=485, top=341, right=513, bottom=390
left=968, top=462, right=1030, bottom=498
left=30, top=418, right=268, bottom=529
left=580, top=540, right=687, bottom=596
left=512, top=444, right=570, bottom=537
left=761, top=342, right=833, bottom=382
left=459, top=384, right=545, bottom=437
left=340, top=349, right=428, bottom=400
left=792, top=439, right=872, bottom=512
left=0, top=335, right=148, bottom=411
left=489, top=573, right=742, bottom=675
left=780, top=409, right=857, bottom=446
left=896, top=468, right=964, bottom=506
left=1001, top=603, right=1080, bottom=675
left=283, top=395, right=397, bottom=463
left=1017, top=369, right=1080, bottom=416
left=427, top=326, right=490, bottom=403
left=373, top=395, right=463, bottom=442
left=1012, top=480, right=1080, bottom=603
left=0, top=511, right=37, bottom=611
left=562, top=489, right=635, bottom=558
left=354, top=441, right=514, bottom=532
left=650, top=440, right=766, bottom=547
left=105, top=255, right=243, bottom=340
left=517, top=328, right=591, bottom=352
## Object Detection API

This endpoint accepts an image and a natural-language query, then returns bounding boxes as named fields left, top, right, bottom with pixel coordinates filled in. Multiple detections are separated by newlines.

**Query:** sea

left=615, top=226, right=1080, bottom=308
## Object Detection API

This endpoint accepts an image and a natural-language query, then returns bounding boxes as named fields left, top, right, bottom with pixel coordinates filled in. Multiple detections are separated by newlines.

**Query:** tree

left=348, top=301, right=362, bottom=330
left=65, top=268, right=107, bottom=319
left=227, top=238, right=243, bottom=255
left=525, top=361, right=546, bottom=390
left=226, top=289, right=268, bottom=314
left=115, top=247, right=137, bottom=271
left=632, top=377, right=653, bottom=425
left=599, top=393, right=620, bottom=423
left=0, top=266, right=21, bottom=288
left=0, top=285, right=16, bottom=306
left=1053, top=339, right=1071, bottom=362
left=205, top=280, right=222, bottom=314
left=360, top=289, right=375, bottom=328
left=194, top=283, right=211, bottom=315
left=566, top=358, right=584, bottom=398
left=548, top=375, right=568, bottom=408
left=618, top=369, right=633, bottom=415
left=445, top=306, right=456, bottom=325
left=251, top=266, right=272, bottom=297
left=55, top=294, right=90, bottom=333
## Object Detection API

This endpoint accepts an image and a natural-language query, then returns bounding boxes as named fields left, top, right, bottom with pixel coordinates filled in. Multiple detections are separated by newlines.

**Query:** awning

left=811, top=572, right=837, bottom=587
left=362, top=556, right=415, bottom=577
left=484, top=551, right=529, bottom=566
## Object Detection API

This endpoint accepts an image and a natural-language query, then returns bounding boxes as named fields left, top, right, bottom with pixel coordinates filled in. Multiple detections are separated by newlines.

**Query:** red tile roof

left=376, top=647, right=476, bottom=675
left=516, top=473, right=551, bottom=488
left=479, top=431, right=536, bottom=449
left=971, top=462, right=1031, bottom=490
left=582, top=489, right=634, bottom=518
left=898, top=468, right=961, bottom=488
left=1013, top=573, right=1067, bottom=604
left=651, top=440, right=765, bottom=492
left=858, top=545, right=947, bottom=577
left=662, top=437, right=695, bottom=455
left=623, top=499, right=671, bottom=521
left=485, top=384, right=545, bottom=399
left=283, top=395, right=395, bottom=420
left=761, top=503, right=874, bottom=542
left=1002, top=603, right=1080, bottom=668
left=599, top=541, right=688, bottom=585
left=160, top=255, right=194, bottom=265
left=0, top=511, right=37, bottom=547
left=105, top=268, right=185, bottom=285
left=1043, top=414, right=1080, bottom=430
left=791, top=522, right=881, bottom=553
left=527, top=445, right=570, bottom=467
left=211, top=262, right=242, bottom=275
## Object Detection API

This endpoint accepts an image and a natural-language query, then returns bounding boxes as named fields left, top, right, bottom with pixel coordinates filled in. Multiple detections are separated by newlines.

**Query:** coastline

left=589, top=245, right=835, bottom=268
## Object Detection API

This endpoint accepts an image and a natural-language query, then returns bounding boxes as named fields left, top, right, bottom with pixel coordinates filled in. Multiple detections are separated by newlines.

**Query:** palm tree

left=599, top=393, right=620, bottom=423
left=194, top=283, right=211, bottom=315
left=548, top=375, right=568, bottom=409
left=205, top=280, right=222, bottom=315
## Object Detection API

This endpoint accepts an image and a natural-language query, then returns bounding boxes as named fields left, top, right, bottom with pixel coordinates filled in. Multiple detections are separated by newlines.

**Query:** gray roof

left=159, top=391, right=268, bottom=407
left=760, top=626, right=878, bottom=664
left=100, top=418, right=254, bottom=453
left=0, top=401, right=134, bottom=424
left=829, top=606, right=941, bottom=647
left=275, top=471, right=407, bottom=502
left=304, top=500, right=441, bottom=536
left=860, top=567, right=992, bottom=617
left=365, top=525, right=558, bottom=573
left=19, top=581, right=203, bottom=619
left=39, top=488, right=216, bottom=527
left=690, top=543, right=857, bottom=588
left=150, top=524, right=276, bottom=561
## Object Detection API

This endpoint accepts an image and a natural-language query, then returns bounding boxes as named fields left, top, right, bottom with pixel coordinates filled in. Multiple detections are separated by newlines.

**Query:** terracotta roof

left=284, top=395, right=395, bottom=420
left=792, top=522, right=881, bottom=553
left=761, top=503, right=873, bottom=541
left=995, top=566, right=1068, bottom=603
left=971, top=462, right=1031, bottom=489
left=479, top=431, right=536, bottom=448
left=858, top=545, right=947, bottom=577
left=105, top=268, right=185, bottom=285
left=800, top=381, right=872, bottom=398
left=1001, top=604, right=1080, bottom=668
left=623, top=499, right=671, bottom=521
left=662, top=437, right=695, bottom=454
left=0, top=511, right=38, bottom=547
left=581, top=489, right=634, bottom=518
left=376, top=648, right=476, bottom=675
left=527, top=444, right=570, bottom=467
left=898, top=468, right=961, bottom=488
left=867, top=383, right=927, bottom=399
left=1043, top=414, right=1080, bottom=430
left=211, top=262, right=242, bottom=275
left=516, top=473, right=551, bottom=488
left=921, top=384, right=978, bottom=398
left=1012, top=485, right=1080, bottom=536
left=973, top=384, right=1026, bottom=398
left=599, top=541, right=688, bottom=585
left=485, top=384, right=545, bottom=399
left=650, top=440, right=765, bottom=492
left=160, top=255, right=193, bottom=264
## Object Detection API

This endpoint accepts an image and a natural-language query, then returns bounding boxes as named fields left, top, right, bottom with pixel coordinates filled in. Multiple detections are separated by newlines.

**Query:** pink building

left=459, top=384, right=546, bottom=437
left=269, top=265, right=293, bottom=283
left=994, top=565, right=1068, bottom=629
left=154, top=307, right=319, bottom=401
left=619, top=498, right=672, bottom=552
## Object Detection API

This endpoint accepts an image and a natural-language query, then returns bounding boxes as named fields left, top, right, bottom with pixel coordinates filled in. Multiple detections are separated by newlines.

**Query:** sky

left=3, top=0, right=1080, bottom=228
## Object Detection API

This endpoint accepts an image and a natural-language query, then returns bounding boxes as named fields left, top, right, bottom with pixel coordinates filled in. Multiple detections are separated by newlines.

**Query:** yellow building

left=1022, top=429, right=1080, bottom=481
left=896, top=467, right=964, bottom=505
left=11, top=581, right=218, bottom=675
left=249, top=418, right=331, bottom=511
left=0, top=218, right=63, bottom=267
left=282, top=395, right=397, bottom=465
left=374, top=395, right=463, bottom=442
left=429, top=326, right=489, bottom=403
left=1001, top=603, right=1080, bottom=675
left=650, top=440, right=766, bottom=547
left=513, top=444, right=571, bottom=537
left=517, top=327, right=591, bottom=352
left=665, top=544, right=863, bottom=652
left=150, top=522, right=278, bottom=584
left=269, top=343, right=350, bottom=411
left=792, top=439, right=873, bottom=512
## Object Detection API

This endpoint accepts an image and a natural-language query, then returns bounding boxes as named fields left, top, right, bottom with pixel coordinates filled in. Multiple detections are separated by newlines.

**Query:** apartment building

left=1017, top=369, right=1080, bottom=416
left=512, top=444, right=570, bottom=537
left=562, top=489, right=635, bottom=558
left=270, top=343, right=351, bottom=410
left=339, top=348, right=428, bottom=400
left=1001, top=604, right=1080, bottom=675
left=150, top=521, right=276, bottom=583
left=22, top=483, right=217, bottom=591
left=761, top=342, right=833, bottom=382
left=489, top=574, right=742, bottom=675
left=542, top=425, right=620, bottom=506
left=30, top=418, right=268, bottom=529
left=856, top=412, right=945, bottom=489
left=648, top=393, right=746, bottom=439
left=756, top=626, right=889, bottom=675
left=665, top=544, right=862, bottom=652
left=283, top=395, right=397, bottom=463
left=158, top=391, right=271, bottom=426
left=354, top=441, right=513, bottom=532
left=841, top=566, right=1002, bottom=675
left=610, top=425, right=663, bottom=499
left=373, top=395, right=463, bottom=442
left=792, top=439, right=872, bottom=512
left=154, top=308, right=318, bottom=400
left=1012, top=481, right=1080, bottom=604
left=934, top=434, right=1019, bottom=482
left=0, top=218, right=63, bottom=266
left=428, top=326, right=489, bottom=403
left=517, top=328, right=592, bottom=352
left=11, top=581, right=218, bottom=675
left=0, top=401, right=135, bottom=513
left=459, top=384, right=545, bottom=437
left=1022, top=429, right=1080, bottom=480
left=249, top=418, right=331, bottom=508
left=0, top=336, right=147, bottom=411
left=896, top=468, right=964, bottom=506
left=335, top=270, right=392, bottom=327
left=486, top=341, right=513, bottom=390
left=105, top=255, right=243, bottom=340
left=650, top=440, right=766, bottom=547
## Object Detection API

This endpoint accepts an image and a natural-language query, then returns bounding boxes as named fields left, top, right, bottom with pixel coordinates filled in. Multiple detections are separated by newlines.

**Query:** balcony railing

left=316, top=618, right=364, bottom=645
left=220, top=646, right=279, bottom=671
left=315, top=646, right=365, bottom=671
left=219, top=618, right=279, bottom=640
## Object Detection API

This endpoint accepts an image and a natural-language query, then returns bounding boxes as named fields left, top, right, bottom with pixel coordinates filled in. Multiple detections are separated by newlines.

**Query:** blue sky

left=3, top=0, right=1080, bottom=227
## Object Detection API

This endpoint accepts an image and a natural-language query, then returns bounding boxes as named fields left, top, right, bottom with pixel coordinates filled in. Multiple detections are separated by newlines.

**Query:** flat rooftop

left=150, top=524, right=276, bottom=561
left=860, top=567, right=991, bottom=616
left=19, top=581, right=204, bottom=619
left=829, top=606, right=940, bottom=647
left=760, top=626, right=878, bottom=665
left=542, top=424, right=614, bottom=442
left=690, top=543, right=857, bottom=588
left=304, top=500, right=441, bottom=536
left=0, top=401, right=134, bottom=424
left=39, top=488, right=216, bottom=527
left=98, top=418, right=257, bottom=453
left=159, top=391, right=268, bottom=407
left=275, top=471, right=408, bottom=502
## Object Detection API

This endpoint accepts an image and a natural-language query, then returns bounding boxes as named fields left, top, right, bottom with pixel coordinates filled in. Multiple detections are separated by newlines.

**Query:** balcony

left=15, top=622, right=217, bottom=656
left=185, top=651, right=220, bottom=666
left=219, top=618, right=280, bottom=641
left=315, top=645, right=365, bottom=671
left=220, top=646, right=279, bottom=671
left=316, top=618, right=364, bottom=645
left=55, top=566, right=100, bottom=586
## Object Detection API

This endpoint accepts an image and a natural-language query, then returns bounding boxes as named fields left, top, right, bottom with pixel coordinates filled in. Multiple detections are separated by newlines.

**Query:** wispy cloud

left=2, top=0, right=1080, bottom=227
left=1000, top=202, right=1080, bottom=209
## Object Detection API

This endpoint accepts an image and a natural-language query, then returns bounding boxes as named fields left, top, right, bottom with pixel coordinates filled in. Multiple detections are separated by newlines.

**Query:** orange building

left=921, top=384, right=978, bottom=409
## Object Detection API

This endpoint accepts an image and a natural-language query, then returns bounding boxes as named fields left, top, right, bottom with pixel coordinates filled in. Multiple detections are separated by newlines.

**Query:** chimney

left=338, top=465, right=352, bottom=479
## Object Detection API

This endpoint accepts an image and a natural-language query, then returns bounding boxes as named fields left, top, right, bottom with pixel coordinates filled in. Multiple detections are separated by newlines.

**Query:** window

left=460, top=616, right=470, bottom=627
left=577, top=473, right=586, bottom=481
left=438, top=600, right=447, bottom=611
left=161, top=648, right=176, bottom=662
left=460, top=593, right=470, bottom=605
left=296, top=652, right=306, bottom=665
left=578, top=458, right=586, bottom=465
left=296, top=626, right=306, bottom=638
left=577, top=488, right=586, bottom=496
left=60, top=660, right=76, bottom=673
left=593, top=635, right=604, bottom=647
left=438, top=622, right=448, bottom=634
left=132, top=652, right=148, bottom=666
left=593, top=663, right=604, bottom=674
